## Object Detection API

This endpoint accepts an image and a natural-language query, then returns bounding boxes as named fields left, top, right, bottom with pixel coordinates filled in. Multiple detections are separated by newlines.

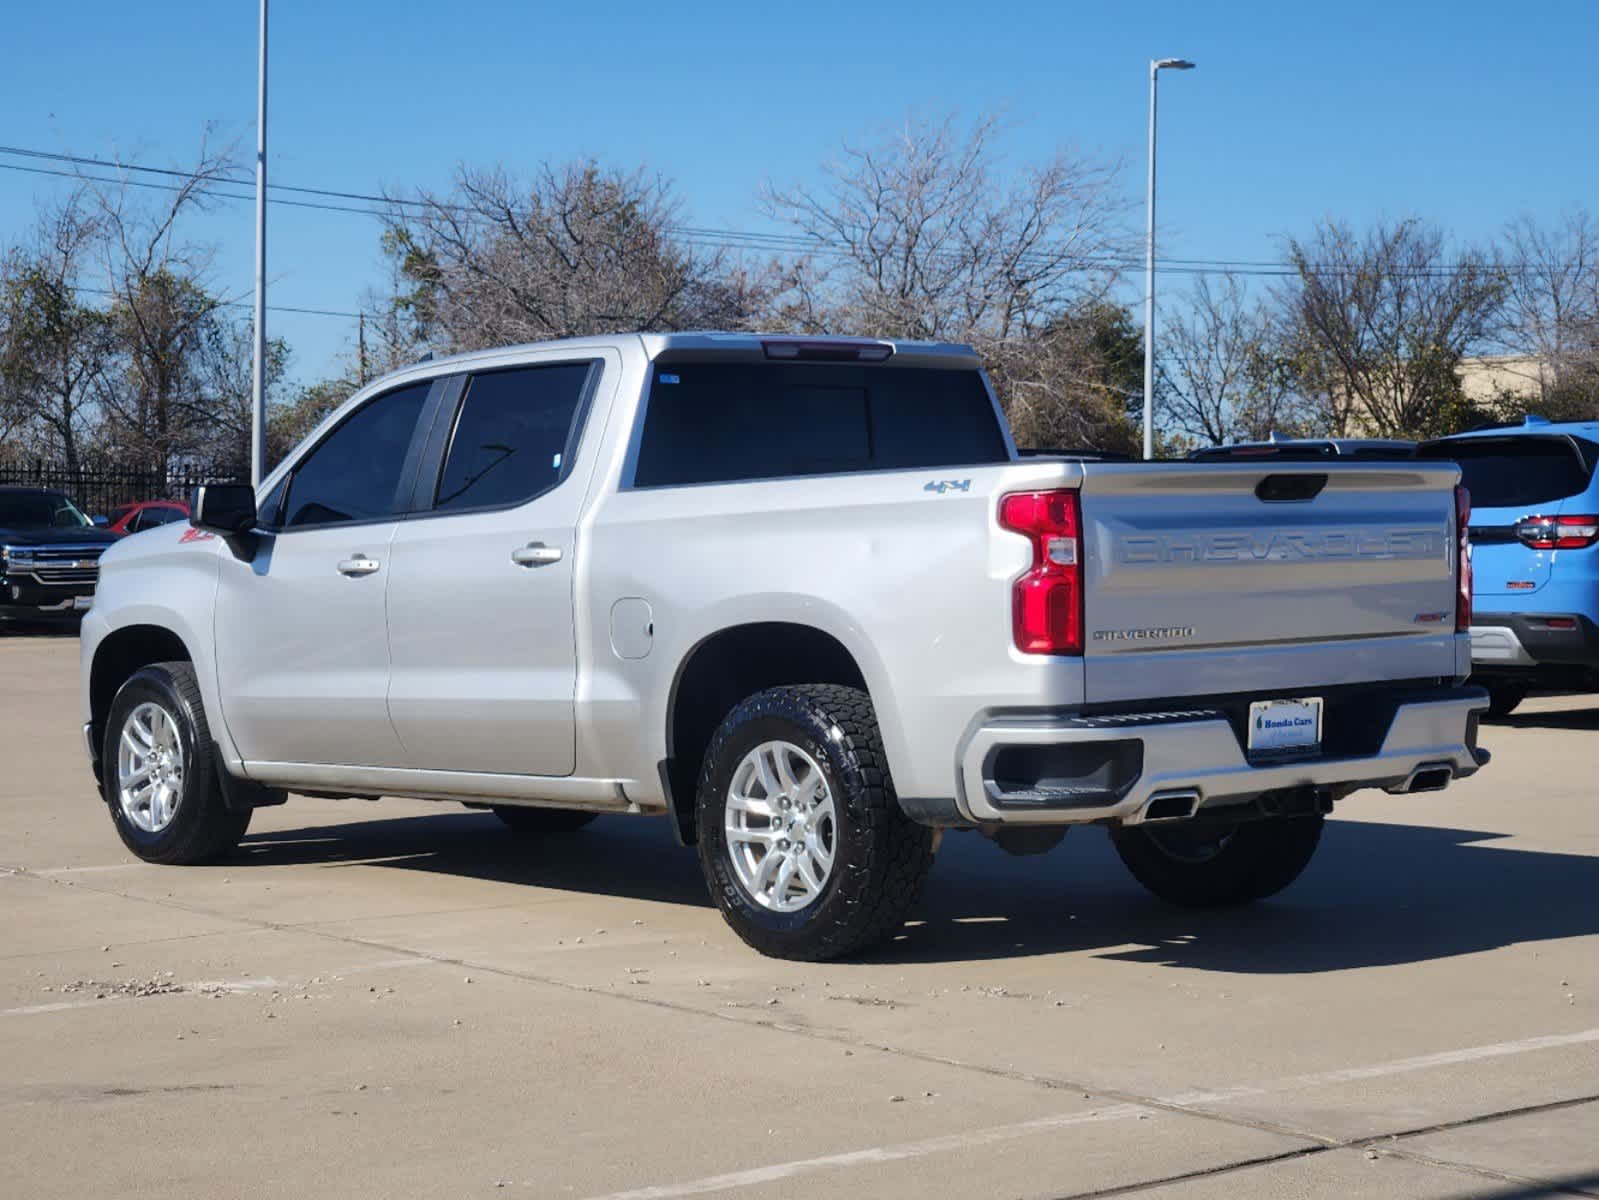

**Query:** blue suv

left=1421, top=416, right=1599, bottom=715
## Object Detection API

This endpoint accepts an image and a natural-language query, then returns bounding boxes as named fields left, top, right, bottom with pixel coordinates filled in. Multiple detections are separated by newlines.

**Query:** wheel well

left=665, top=622, right=868, bottom=845
left=89, top=625, right=193, bottom=765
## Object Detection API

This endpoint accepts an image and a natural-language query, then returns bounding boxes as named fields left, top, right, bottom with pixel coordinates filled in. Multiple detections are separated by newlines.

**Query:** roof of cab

left=394, top=331, right=979, bottom=378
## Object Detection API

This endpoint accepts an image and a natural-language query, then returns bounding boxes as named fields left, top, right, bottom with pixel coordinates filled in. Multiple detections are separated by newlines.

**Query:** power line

left=69, top=282, right=360, bottom=319
left=0, top=159, right=383, bottom=217
left=0, top=143, right=411, bottom=212
left=1, top=142, right=1586, bottom=283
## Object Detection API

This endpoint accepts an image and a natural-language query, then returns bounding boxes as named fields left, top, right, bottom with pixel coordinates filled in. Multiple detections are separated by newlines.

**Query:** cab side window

left=433, top=363, right=594, bottom=512
left=279, top=382, right=431, bottom=528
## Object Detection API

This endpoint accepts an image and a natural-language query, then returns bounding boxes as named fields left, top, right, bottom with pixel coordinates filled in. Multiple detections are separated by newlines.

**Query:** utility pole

left=250, top=0, right=269, bottom=485
left=358, top=312, right=369, bottom=385
left=1143, top=57, right=1195, bottom=461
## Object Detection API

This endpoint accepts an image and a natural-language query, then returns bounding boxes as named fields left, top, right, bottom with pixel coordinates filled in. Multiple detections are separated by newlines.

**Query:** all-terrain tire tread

left=106, top=661, right=250, bottom=865
left=696, top=684, right=934, bottom=961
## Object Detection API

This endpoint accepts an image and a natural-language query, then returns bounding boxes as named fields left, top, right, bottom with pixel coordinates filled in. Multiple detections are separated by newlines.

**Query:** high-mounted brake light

left=999, top=490, right=1084, bottom=655
left=1514, top=514, right=1599, bottom=550
left=1455, top=485, right=1472, bottom=633
left=760, top=339, right=894, bottom=363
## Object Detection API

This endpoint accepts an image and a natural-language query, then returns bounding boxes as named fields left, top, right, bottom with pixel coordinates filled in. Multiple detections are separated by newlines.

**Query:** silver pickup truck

left=79, top=333, right=1488, bottom=959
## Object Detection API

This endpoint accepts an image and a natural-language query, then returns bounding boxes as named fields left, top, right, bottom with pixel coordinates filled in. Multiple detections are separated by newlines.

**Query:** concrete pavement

left=3, top=632, right=1597, bottom=1198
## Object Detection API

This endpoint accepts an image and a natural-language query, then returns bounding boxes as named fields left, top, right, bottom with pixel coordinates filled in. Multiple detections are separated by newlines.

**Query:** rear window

left=1420, top=437, right=1598, bottom=509
left=631, top=362, right=1009, bottom=487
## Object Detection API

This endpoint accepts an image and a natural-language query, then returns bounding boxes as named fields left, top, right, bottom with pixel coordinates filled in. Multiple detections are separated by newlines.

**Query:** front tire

left=1110, top=814, right=1324, bottom=908
left=695, top=685, right=934, bottom=961
left=102, top=662, right=251, bottom=864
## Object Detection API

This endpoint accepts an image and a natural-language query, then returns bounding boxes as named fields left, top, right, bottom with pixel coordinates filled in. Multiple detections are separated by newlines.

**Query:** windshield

left=0, top=491, right=94, bottom=530
left=1420, top=437, right=1598, bottom=510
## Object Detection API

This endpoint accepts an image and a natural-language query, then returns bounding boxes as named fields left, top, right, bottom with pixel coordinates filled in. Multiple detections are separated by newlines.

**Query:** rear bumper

left=935, top=685, right=1488, bottom=827
left=1471, top=613, right=1599, bottom=671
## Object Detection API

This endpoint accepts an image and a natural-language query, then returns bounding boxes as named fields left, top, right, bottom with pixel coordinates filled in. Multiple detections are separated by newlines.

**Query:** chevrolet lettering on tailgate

left=1119, top=527, right=1447, bottom=565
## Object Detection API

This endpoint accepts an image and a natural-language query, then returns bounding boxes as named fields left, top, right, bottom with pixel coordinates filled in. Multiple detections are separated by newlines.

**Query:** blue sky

left=3, top=0, right=1596, bottom=385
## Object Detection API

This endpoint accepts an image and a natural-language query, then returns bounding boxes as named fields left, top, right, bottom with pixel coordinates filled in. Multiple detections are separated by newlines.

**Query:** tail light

left=999, top=490, right=1084, bottom=655
left=1455, top=485, right=1472, bottom=633
left=1514, top=514, right=1599, bottom=550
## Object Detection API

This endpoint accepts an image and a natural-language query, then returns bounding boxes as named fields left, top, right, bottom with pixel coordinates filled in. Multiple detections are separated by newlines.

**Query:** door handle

left=511, top=543, right=563, bottom=568
left=337, top=556, right=381, bottom=577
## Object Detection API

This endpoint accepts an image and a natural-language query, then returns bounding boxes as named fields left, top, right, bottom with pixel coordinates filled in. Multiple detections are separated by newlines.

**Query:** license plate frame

left=1247, top=696, right=1324, bottom=757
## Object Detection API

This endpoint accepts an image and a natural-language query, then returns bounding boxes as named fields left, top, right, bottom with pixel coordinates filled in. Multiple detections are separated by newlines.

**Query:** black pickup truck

left=0, top=487, right=119, bottom=625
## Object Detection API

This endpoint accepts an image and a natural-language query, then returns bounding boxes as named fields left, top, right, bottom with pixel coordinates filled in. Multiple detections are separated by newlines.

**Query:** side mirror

left=191, top=483, right=258, bottom=536
left=92, top=515, right=109, bottom=527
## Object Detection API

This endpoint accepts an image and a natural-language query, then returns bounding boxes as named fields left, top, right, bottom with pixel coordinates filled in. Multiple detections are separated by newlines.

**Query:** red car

left=104, top=500, right=190, bottom=535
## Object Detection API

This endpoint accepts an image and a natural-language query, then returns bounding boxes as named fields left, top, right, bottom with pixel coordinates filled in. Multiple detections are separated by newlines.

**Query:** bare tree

left=86, top=140, right=242, bottom=472
left=185, top=318, right=295, bottom=466
left=1003, top=301, right=1144, bottom=453
left=763, top=112, right=1136, bottom=446
left=1497, top=211, right=1599, bottom=410
left=1276, top=218, right=1503, bottom=438
left=0, top=192, right=115, bottom=468
left=382, top=162, right=767, bottom=352
left=1160, top=273, right=1300, bottom=446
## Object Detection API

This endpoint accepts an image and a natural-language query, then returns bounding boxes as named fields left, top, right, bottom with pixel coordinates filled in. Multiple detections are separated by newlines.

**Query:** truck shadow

left=892, top=819, right=1599, bottom=970
left=1493, top=706, right=1599, bottom=731
left=237, top=811, right=1599, bottom=973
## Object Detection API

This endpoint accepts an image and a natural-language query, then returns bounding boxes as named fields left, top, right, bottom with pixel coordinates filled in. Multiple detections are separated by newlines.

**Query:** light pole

left=250, top=0, right=269, bottom=486
left=1142, top=57, right=1194, bottom=460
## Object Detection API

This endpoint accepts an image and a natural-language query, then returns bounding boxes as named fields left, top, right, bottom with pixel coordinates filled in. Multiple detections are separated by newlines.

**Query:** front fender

left=81, top=529, right=238, bottom=770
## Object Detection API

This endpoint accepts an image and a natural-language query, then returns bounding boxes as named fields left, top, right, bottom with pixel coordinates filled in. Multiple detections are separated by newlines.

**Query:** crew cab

left=80, top=334, right=1489, bottom=959
left=1421, top=415, right=1599, bottom=715
left=1, top=487, right=119, bottom=624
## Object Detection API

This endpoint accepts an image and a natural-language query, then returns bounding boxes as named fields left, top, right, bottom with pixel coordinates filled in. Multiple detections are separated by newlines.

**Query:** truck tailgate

left=1077, top=462, right=1464, bottom=703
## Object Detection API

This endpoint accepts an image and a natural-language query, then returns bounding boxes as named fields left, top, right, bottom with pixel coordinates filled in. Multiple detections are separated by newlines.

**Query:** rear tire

left=1485, top=683, right=1527, bottom=719
left=696, top=685, right=934, bottom=961
left=1110, top=814, right=1323, bottom=908
left=102, top=662, right=251, bottom=865
left=489, top=806, right=596, bottom=833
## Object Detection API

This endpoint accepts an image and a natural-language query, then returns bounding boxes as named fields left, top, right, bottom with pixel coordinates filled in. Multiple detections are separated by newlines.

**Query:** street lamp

left=251, top=0, right=269, bottom=487
left=1142, top=57, right=1195, bottom=460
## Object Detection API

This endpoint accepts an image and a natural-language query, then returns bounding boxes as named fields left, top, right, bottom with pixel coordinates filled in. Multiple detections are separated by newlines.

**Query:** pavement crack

left=1046, top=1093, right=1599, bottom=1200
left=23, top=864, right=1599, bottom=1195
left=1043, top=1144, right=1327, bottom=1200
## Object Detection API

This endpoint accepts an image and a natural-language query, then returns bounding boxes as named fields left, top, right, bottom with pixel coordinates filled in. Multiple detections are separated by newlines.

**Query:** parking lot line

left=1166, top=1026, right=1599, bottom=1106
left=580, top=1104, right=1160, bottom=1200
left=577, top=1030, right=1599, bottom=1200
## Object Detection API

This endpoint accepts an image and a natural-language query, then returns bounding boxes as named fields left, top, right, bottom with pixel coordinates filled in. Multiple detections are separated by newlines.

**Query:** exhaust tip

left=1385, top=762, right=1456, bottom=795
left=1136, top=788, right=1201, bottom=824
left=1409, top=767, right=1453, bottom=793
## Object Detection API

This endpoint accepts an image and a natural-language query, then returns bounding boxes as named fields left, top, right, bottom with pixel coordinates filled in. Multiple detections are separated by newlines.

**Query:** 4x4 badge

left=923, top=479, right=971, bottom=495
